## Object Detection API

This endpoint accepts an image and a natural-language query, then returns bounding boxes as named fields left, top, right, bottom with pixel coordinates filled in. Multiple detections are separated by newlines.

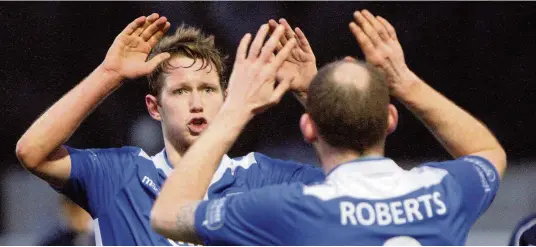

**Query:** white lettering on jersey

left=433, top=191, right=447, bottom=215
left=356, top=202, right=375, bottom=226
left=142, top=176, right=160, bottom=194
left=340, top=192, right=447, bottom=226
left=340, top=202, right=357, bottom=225
left=376, top=202, right=392, bottom=226
left=403, top=198, right=423, bottom=222
left=417, top=194, right=433, bottom=218
left=390, top=201, right=406, bottom=225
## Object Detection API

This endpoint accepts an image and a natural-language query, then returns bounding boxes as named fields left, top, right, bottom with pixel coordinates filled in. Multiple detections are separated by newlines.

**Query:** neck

left=316, top=141, right=384, bottom=175
left=163, top=136, right=189, bottom=168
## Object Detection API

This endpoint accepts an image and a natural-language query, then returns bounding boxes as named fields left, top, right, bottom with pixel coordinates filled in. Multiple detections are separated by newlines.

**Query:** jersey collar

left=326, top=156, right=402, bottom=179
left=153, top=149, right=230, bottom=180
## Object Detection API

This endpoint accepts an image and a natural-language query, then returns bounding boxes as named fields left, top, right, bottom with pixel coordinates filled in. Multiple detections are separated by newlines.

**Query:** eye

left=173, top=89, right=186, bottom=95
left=204, top=87, right=217, bottom=94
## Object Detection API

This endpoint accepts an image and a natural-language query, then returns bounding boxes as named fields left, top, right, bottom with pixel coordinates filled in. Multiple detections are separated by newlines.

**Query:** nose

left=189, top=91, right=203, bottom=113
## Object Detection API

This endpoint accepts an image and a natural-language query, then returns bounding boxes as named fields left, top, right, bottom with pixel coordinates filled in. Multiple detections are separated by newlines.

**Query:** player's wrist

left=220, top=101, right=254, bottom=124
left=95, top=64, right=126, bottom=88
left=389, top=69, right=422, bottom=99
left=296, top=66, right=317, bottom=92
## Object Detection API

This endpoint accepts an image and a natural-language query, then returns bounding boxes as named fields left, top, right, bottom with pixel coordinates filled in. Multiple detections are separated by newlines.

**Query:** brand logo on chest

left=142, top=176, right=160, bottom=195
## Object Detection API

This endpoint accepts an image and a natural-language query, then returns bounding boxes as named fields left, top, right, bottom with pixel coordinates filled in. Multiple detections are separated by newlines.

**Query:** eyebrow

left=197, top=82, right=220, bottom=88
left=171, top=81, right=220, bottom=88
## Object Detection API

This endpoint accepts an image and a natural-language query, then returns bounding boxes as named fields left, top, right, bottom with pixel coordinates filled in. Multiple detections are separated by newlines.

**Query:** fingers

left=144, top=52, right=171, bottom=74
left=270, top=78, right=291, bottom=105
left=121, top=16, right=147, bottom=36
left=248, top=24, right=270, bottom=60
left=147, top=21, right=171, bottom=48
left=268, top=19, right=284, bottom=52
left=259, top=25, right=286, bottom=62
left=272, top=38, right=296, bottom=69
left=353, top=11, right=382, bottom=46
left=349, top=22, right=375, bottom=55
left=279, top=18, right=296, bottom=44
left=235, top=33, right=252, bottom=63
left=376, top=16, right=398, bottom=41
left=134, top=13, right=159, bottom=36
left=141, top=16, right=168, bottom=41
left=295, top=27, right=313, bottom=53
left=361, top=10, right=390, bottom=42
left=268, top=19, right=279, bottom=34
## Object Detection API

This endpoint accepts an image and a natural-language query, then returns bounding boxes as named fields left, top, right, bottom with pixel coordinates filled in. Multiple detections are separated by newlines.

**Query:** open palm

left=349, top=10, right=413, bottom=91
left=102, top=14, right=171, bottom=80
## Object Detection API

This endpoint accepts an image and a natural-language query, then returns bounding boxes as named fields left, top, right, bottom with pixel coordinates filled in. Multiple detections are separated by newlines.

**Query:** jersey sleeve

left=194, top=183, right=304, bottom=245
left=509, top=214, right=536, bottom=246
left=419, top=155, right=500, bottom=219
left=54, top=145, right=140, bottom=217
left=235, top=152, right=324, bottom=188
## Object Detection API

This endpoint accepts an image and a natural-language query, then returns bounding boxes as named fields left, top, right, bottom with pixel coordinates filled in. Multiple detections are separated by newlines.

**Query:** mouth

left=187, top=117, right=208, bottom=135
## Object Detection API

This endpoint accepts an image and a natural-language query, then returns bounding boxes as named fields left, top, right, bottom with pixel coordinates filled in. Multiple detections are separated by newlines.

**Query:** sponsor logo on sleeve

left=204, top=198, right=227, bottom=230
left=463, top=157, right=497, bottom=192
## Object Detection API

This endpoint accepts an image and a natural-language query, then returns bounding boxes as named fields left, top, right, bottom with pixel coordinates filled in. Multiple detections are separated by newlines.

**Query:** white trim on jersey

left=93, top=218, right=103, bottom=246
left=229, top=152, right=257, bottom=173
left=138, top=149, right=151, bottom=161
left=151, top=150, right=173, bottom=177
left=514, top=218, right=536, bottom=245
left=303, top=158, right=448, bottom=201
left=149, top=149, right=234, bottom=180
left=147, top=149, right=235, bottom=200
left=204, top=155, right=233, bottom=200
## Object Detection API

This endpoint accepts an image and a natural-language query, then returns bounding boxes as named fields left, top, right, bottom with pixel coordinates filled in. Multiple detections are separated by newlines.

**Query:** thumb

left=144, top=52, right=171, bottom=74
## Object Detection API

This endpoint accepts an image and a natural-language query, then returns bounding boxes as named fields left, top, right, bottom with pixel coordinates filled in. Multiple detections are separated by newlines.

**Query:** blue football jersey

left=509, top=214, right=536, bottom=246
left=194, top=156, right=499, bottom=245
left=54, top=146, right=324, bottom=246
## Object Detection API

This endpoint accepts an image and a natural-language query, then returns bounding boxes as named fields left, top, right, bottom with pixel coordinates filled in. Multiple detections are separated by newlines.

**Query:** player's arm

left=15, top=14, right=171, bottom=187
left=151, top=25, right=296, bottom=242
left=349, top=10, right=506, bottom=178
left=268, top=18, right=317, bottom=107
left=159, top=185, right=296, bottom=245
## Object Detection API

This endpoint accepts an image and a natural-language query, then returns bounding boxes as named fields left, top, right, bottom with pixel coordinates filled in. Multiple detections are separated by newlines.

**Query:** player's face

left=157, top=57, right=224, bottom=147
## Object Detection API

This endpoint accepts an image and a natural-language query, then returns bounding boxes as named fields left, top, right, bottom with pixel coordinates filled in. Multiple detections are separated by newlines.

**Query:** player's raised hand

left=101, top=13, right=171, bottom=80
left=224, top=24, right=297, bottom=115
left=268, top=18, right=317, bottom=94
left=349, top=10, right=418, bottom=95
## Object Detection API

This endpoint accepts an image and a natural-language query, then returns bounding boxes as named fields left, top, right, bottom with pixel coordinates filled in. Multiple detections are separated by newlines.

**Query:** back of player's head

left=147, top=24, right=228, bottom=99
left=306, top=60, right=389, bottom=153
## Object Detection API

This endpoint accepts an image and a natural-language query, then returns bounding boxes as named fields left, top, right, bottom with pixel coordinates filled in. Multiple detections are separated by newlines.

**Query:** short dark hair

left=147, top=24, right=228, bottom=98
left=306, top=60, right=389, bottom=153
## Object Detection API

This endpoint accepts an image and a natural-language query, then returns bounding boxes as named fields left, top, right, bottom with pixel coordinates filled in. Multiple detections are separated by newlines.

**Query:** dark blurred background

left=0, top=2, right=535, bottom=245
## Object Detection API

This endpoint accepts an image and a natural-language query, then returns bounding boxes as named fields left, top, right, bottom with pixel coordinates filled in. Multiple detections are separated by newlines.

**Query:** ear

left=343, top=56, right=357, bottom=63
left=300, top=113, right=318, bottom=143
left=387, top=104, right=398, bottom=135
left=146, top=94, right=162, bottom=121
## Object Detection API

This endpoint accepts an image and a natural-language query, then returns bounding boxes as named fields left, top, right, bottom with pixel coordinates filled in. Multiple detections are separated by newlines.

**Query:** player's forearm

left=395, top=73, right=505, bottom=166
left=15, top=65, right=123, bottom=170
left=154, top=105, right=250, bottom=215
